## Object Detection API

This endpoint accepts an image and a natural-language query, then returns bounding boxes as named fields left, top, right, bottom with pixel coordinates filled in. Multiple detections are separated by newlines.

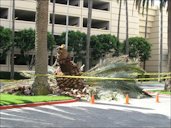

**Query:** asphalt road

left=0, top=96, right=171, bottom=128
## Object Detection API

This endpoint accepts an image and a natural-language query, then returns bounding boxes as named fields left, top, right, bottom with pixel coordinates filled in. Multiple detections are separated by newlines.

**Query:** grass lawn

left=149, top=90, right=171, bottom=95
left=0, top=94, right=73, bottom=106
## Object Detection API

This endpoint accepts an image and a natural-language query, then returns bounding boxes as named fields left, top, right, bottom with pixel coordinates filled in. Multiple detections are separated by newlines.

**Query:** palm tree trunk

left=65, top=0, right=69, bottom=50
left=159, top=6, right=163, bottom=82
left=117, top=0, right=122, bottom=40
left=168, top=1, right=171, bottom=73
left=125, top=0, right=129, bottom=55
left=143, top=1, right=149, bottom=71
left=144, top=0, right=149, bottom=39
left=86, top=0, right=93, bottom=71
left=50, top=0, right=56, bottom=66
left=165, top=0, right=171, bottom=91
left=10, top=0, right=15, bottom=79
left=32, top=0, right=50, bottom=95
left=116, top=0, right=122, bottom=56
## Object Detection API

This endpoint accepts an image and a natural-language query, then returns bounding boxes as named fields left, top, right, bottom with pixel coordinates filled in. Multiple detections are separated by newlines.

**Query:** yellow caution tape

left=0, top=72, right=170, bottom=83
left=54, top=75, right=134, bottom=81
left=131, top=72, right=171, bottom=76
left=54, top=75, right=171, bottom=81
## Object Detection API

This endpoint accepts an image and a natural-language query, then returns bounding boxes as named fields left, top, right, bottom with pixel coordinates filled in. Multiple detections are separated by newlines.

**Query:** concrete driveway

left=139, top=82, right=165, bottom=91
left=0, top=97, right=171, bottom=128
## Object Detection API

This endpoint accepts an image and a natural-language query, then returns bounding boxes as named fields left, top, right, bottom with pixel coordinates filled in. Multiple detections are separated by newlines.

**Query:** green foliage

left=123, top=37, right=151, bottom=62
left=15, top=28, right=35, bottom=53
left=48, top=32, right=56, bottom=51
left=149, top=90, right=171, bottom=95
left=0, top=94, right=73, bottom=106
left=56, top=31, right=121, bottom=67
left=0, top=26, right=12, bottom=55
left=14, top=28, right=55, bottom=69
left=15, top=28, right=56, bottom=52
left=91, top=34, right=120, bottom=60
left=56, top=31, right=121, bottom=63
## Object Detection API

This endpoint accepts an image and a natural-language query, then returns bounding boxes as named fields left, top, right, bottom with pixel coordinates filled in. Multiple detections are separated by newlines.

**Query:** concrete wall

left=0, top=0, right=168, bottom=73
left=139, top=7, right=168, bottom=72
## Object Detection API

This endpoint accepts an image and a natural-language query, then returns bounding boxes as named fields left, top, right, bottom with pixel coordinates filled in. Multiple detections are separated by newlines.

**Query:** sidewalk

left=139, top=82, right=165, bottom=91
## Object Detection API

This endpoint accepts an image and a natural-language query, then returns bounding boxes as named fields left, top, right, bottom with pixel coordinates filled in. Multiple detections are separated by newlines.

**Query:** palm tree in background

left=125, top=0, right=129, bottom=55
left=134, top=0, right=171, bottom=91
left=116, top=0, right=129, bottom=56
left=144, top=0, right=149, bottom=39
left=116, top=0, right=122, bottom=56
left=86, top=0, right=93, bottom=71
left=32, top=0, right=50, bottom=95
left=50, top=0, right=56, bottom=66
left=143, top=1, right=149, bottom=70
left=159, top=1, right=164, bottom=81
left=140, top=0, right=150, bottom=70
left=10, top=0, right=15, bottom=79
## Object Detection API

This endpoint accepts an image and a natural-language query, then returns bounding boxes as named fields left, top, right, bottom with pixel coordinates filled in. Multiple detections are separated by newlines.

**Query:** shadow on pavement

left=95, top=102, right=154, bottom=110
left=0, top=102, right=170, bottom=128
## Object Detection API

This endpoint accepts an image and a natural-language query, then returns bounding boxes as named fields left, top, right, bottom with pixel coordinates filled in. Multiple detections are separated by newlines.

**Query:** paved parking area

left=139, top=82, right=165, bottom=91
left=0, top=96, right=171, bottom=128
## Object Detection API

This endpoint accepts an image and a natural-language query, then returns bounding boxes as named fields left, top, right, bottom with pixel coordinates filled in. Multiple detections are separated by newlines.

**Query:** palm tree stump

left=54, top=45, right=86, bottom=96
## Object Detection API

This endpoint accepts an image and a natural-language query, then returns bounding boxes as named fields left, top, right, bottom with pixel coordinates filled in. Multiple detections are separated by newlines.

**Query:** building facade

left=0, top=0, right=168, bottom=72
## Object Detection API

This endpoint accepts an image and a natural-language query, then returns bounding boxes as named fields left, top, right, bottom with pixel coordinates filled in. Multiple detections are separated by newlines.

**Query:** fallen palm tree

left=1, top=45, right=151, bottom=100
left=83, top=54, right=151, bottom=100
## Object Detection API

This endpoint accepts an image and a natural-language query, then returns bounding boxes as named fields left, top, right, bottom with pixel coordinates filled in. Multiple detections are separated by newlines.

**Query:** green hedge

left=0, top=71, right=29, bottom=80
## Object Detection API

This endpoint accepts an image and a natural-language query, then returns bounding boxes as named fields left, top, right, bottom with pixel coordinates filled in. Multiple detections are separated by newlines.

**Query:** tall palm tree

left=116, top=0, right=129, bottom=56
left=144, top=0, right=149, bottom=39
left=86, top=0, right=93, bottom=71
left=10, top=0, right=15, bottom=79
left=117, top=0, right=122, bottom=40
left=116, top=0, right=122, bottom=56
left=125, top=0, right=129, bottom=55
left=143, top=0, right=149, bottom=70
left=50, top=0, right=56, bottom=66
left=159, top=4, right=163, bottom=81
left=134, top=0, right=171, bottom=90
left=32, top=0, right=50, bottom=95
left=65, top=0, right=69, bottom=50
left=168, top=0, right=171, bottom=90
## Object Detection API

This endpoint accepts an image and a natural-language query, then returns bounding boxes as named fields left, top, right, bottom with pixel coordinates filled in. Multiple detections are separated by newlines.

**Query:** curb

left=0, top=98, right=79, bottom=110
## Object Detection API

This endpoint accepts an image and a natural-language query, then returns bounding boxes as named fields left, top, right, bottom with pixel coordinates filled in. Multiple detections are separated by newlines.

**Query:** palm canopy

left=83, top=55, right=151, bottom=99
left=134, top=0, right=167, bottom=11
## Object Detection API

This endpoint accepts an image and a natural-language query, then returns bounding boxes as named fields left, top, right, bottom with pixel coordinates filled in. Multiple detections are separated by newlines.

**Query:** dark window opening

left=15, top=9, right=35, bottom=22
left=83, top=18, right=109, bottom=30
left=14, top=54, right=27, bottom=65
left=48, top=56, right=56, bottom=65
left=50, top=14, right=79, bottom=26
left=0, top=7, right=8, bottom=19
left=0, top=54, right=6, bottom=64
left=84, top=0, right=109, bottom=11
left=50, top=14, right=66, bottom=25
left=14, top=54, right=34, bottom=65
left=69, top=16, right=79, bottom=26
left=50, top=0, right=80, bottom=6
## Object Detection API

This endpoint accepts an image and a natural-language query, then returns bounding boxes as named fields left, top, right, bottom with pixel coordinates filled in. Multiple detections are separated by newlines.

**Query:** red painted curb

left=0, top=98, right=79, bottom=110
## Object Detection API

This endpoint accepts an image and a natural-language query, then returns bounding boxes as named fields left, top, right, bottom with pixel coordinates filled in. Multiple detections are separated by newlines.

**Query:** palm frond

left=84, top=55, right=150, bottom=99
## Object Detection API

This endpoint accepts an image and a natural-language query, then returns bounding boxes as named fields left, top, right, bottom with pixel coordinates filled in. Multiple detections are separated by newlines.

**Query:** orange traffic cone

left=90, top=95, right=95, bottom=104
left=156, top=93, right=160, bottom=103
left=125, top=94, right=129, bottom=104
